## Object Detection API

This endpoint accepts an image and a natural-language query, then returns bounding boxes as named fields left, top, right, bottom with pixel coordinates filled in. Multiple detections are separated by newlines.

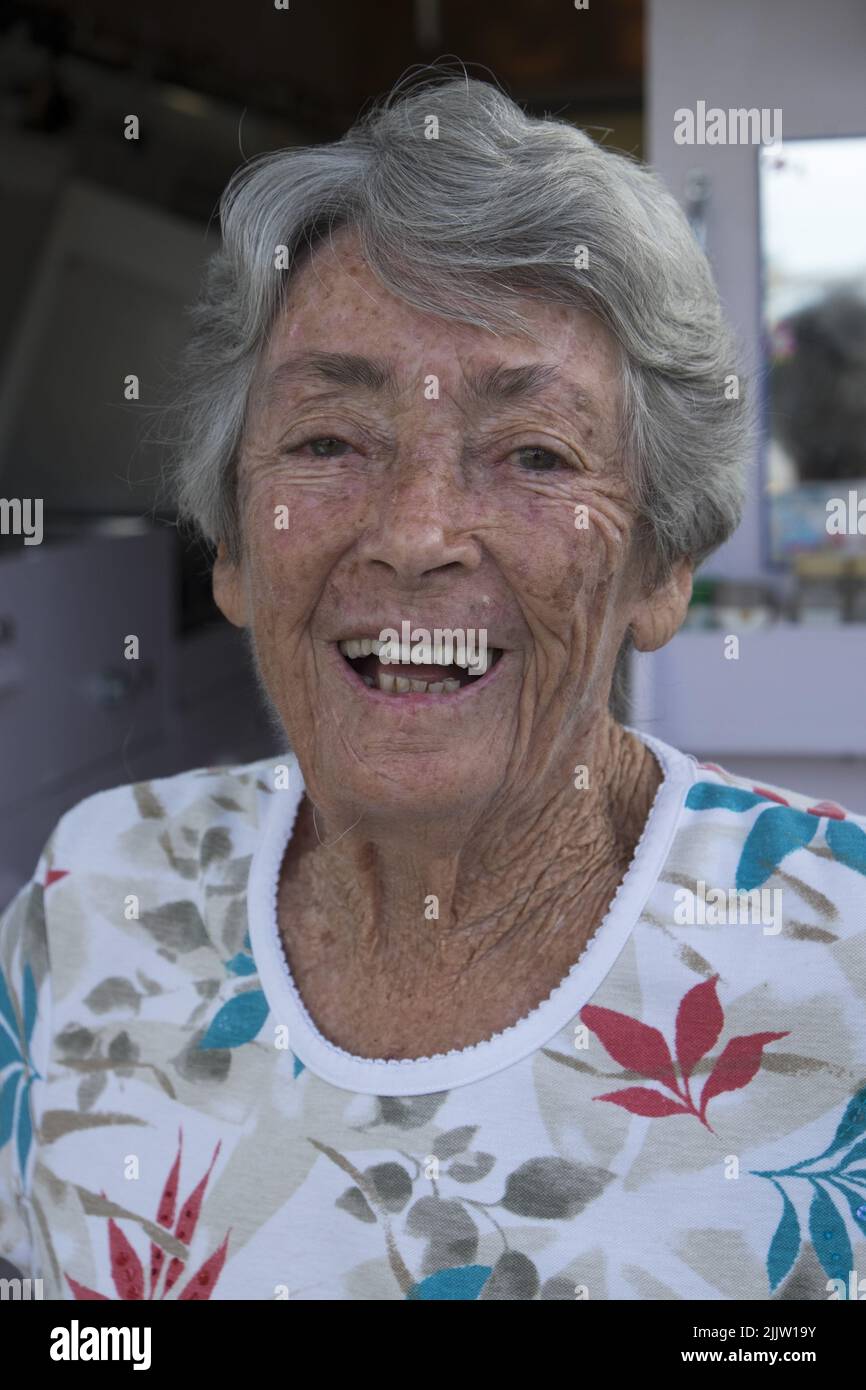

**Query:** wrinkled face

left=214, top=231, right=689, bottom=828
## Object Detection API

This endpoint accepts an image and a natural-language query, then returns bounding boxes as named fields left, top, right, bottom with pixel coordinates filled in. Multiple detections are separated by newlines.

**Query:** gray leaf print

left=540, top=1275, right=579, bottom=1300
left=132, top=783, right=165, bottom=819
left=23, top=883, right=49, bottom=987
left=173, top=1029, right=231, bottom=1083
left=201, top=827, right=232, bottom=867
left=364, top=1163, right=413, bottom=1213
left=406, top=1197, right=479, bottom=1276
left=501, top=1158, right=612, bottom=1219
left=84, top=978, right=141, bottom=1015
left=336, top=1186, right=376, bottom=1223
left=375, top=1092, right=448, bottom=1130
left=432, top=1125, right=478, bottom=1160
left=107, top=1031, right=139, bottom=1068
left=135, top=971, right=163, bottom=996
left=479, top=1250, right=539, bottom=1300
left=220, top=897, right=249, bottom=957
left=157, top=832, right=199, bottom=880
left=56, top=1024, right=97, bottom=1058
left=41, top=1110, right=148, bottom=1142
left=140, top=901, right=209, bottom=954
left=77, top=1071, right=107, bottom=1112
left=449, top=1151, right=495, bottom=1183
left=223, top=855, right=253, bottom=889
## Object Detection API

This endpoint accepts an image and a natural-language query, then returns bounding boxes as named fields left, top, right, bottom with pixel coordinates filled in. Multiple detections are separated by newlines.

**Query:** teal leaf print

left=16, top=1075, right=33, bottom=1173
left=812, top=1085, right=866, bottom=1163
left=0, top=960, right=39, bottom=1179
left=198, top=990, right=269, bottom=1049
left=766, top=1182, right=800, bottom=1291
left=0, top=967, right=18, bottom=1038
left=841, top=1135, right=866, bottom=1169
left=825, top=819, right=866, bottom=876
left=827, top=1179, right=866, bottom=1243
left=0, top=1069, right=20, bottom=1149
left=224, top=953, right=257, bottom=977
left=685, top=783, right=766, bottom=813
left=0, top=1026, right=19, bottom=1069
left=406, top=1264, right=493, bottom=1300
left=807, top=1183, right=852, bottom=1283
left=736, top=806, right=818, bottom=891
left=755, top=1087, right=866, bottom=1291
left=22, top=965, right=37, bottom=1045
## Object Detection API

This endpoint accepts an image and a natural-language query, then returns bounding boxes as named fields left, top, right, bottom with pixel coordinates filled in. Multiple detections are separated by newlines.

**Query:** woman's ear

left=212, top=540, right=249, bottom=628
left=629, top=558, right=693, bottom=653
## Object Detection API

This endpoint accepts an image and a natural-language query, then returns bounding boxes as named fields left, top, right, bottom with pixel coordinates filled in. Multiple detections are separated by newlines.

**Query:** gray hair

left=169, top=69, right=749, bottom=585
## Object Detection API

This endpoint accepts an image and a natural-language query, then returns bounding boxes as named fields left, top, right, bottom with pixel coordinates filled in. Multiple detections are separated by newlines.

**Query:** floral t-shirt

left=1, top=730, right=865, bottom=1302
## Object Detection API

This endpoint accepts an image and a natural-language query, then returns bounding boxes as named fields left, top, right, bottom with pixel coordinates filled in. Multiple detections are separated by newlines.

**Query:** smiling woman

left=2, top=71, right=866, bottom=1304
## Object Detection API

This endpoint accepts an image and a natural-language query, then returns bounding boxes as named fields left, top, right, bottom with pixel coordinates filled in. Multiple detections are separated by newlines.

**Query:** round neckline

left=246, top=729, right=696, bottom=1096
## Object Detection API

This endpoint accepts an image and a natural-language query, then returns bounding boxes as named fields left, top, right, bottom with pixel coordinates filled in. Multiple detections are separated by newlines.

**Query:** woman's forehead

left=259, top=233, right=622, bottom=420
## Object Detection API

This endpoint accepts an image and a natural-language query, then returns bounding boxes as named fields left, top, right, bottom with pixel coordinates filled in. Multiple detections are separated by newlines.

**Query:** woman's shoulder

left=687, top=758, right=866, bottom=827
left=673, top=757, right=866, bottom=925
left=49, top=752, right=289, bottom=857
left=0, top=750, right=296, bottom=977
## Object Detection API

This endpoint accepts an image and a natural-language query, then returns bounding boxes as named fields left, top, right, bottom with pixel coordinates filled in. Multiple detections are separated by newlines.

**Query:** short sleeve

left=0, top=869, right=51, bottom=1281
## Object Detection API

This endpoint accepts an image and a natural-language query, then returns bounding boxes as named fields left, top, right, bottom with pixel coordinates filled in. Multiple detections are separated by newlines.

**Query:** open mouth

left=335, top=637, right=504, bottom=696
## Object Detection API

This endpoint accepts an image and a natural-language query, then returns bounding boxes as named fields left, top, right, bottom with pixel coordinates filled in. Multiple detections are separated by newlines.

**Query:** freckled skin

left=214, top=230, right=692, bottom=1059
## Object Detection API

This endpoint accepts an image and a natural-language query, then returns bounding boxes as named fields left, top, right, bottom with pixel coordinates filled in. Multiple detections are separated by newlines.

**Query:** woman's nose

left=356, top=458, right=482, bottom=583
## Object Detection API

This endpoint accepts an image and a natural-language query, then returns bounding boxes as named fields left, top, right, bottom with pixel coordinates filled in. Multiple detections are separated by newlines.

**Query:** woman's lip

left=327, top=640, right=510, bottom=705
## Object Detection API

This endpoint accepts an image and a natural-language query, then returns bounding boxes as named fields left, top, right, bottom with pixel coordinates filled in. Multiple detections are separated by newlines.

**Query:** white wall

left=635, top=1, right=866, bottom=806
left=647, top=0, right=866, bottom=583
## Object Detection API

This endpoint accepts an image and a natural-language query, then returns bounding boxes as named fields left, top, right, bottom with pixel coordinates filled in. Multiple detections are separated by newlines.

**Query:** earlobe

left=212, top=541, right=248, bottom=629
left=630, top=559, right=693, bottom=653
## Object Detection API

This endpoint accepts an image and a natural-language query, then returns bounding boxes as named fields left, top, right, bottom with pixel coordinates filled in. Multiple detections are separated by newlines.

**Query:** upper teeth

left=337, top=637, right=497, bottom=673
left=338, top=638, right=381, bottom=659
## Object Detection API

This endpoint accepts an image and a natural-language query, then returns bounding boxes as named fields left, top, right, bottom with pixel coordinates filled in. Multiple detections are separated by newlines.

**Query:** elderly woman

left=2, top=75, right=865, bottom=1305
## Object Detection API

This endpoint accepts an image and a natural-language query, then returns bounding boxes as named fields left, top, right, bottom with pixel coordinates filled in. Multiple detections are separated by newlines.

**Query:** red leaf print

left=581, top=1004, right=679, bottom=1091
left=699, top=1031, right=789, bottom=1117
left=178, top=1232, right=231, bottom=1301
left=164, top=1139, right=222, bottom=1296
left=594, top=1087, right=690, bottom=1118
left=66, top=1274, right=109, bottom=1300
left=675, top=975, right=724, bottom=1083
left=45, top=869, right=68, bottom=887
left=753, top=786, right=789, bottom=806
left=807, top=801, right=846, bottom=820
left=150, top=1131, right=183, bottom=1297
left=157, top=1132, right=183, bottom=1227
left=108, top=1217, right=145, bottom=1300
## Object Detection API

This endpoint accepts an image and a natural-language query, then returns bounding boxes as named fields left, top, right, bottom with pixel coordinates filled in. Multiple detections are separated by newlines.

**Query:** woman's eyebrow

left=258, top=351, right=396, bottom=410
left=258, top=350, right=602, bottom=422
left=462, top=361, right=602, bottom=422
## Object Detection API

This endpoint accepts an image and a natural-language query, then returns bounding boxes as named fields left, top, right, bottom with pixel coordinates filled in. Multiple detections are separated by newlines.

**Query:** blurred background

left=0, top=0, right=864, bottom=907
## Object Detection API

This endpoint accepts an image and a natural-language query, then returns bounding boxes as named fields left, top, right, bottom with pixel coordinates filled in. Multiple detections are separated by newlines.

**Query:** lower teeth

left=363, top=673, right=462, bottom=694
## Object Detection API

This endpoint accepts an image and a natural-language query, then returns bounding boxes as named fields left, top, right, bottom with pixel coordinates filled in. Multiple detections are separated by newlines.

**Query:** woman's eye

left=305, top=437, right=352, bottom=458
left=515, top=445, right=563, bottom=471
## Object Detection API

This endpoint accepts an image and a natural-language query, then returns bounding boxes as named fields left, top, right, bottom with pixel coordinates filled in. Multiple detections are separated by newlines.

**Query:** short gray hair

left=169, top=70, right=749, bottom=583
